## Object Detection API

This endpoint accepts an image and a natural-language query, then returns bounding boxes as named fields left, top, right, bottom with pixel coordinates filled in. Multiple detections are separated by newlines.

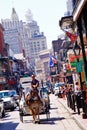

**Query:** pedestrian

left=81, top=81, right=86, bottom=102
left=74, top=82, right=81, bottom=95
left=17, top=82, right=21, bottom=95
left=74, top=82, right=82, bottom=111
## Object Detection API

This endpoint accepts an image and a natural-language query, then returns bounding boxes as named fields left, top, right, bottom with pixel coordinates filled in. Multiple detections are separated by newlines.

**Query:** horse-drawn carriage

left=19, top=77, right=50, bottom=123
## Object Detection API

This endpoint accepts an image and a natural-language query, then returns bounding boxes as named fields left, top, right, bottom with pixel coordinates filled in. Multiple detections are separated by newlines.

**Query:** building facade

left=35, top=49, right=51, bottom=82
left=1, top=8, right=24, bottom=54
left=25, top=20, right=47, bottom=65
left=1, top=8, right=47, bottom=74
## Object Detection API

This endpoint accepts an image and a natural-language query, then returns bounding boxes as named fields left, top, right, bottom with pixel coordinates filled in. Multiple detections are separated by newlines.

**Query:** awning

left=72, top=0, right=86, bottom=22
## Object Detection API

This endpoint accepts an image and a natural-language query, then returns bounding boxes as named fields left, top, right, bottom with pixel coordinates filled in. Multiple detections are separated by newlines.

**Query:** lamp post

left=73, top=41, right=80, bottom=57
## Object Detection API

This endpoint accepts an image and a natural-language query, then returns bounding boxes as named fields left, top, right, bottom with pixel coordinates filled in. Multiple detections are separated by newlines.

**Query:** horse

left=25, top=88, right=41, bottom=123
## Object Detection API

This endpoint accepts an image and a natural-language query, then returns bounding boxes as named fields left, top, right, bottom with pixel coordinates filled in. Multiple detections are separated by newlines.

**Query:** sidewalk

left=57, top=97, right=87, bottom=130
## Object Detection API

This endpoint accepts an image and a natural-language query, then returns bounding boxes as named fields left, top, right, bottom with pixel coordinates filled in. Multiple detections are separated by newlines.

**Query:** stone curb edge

left=57, top=98, right=87, bottom=130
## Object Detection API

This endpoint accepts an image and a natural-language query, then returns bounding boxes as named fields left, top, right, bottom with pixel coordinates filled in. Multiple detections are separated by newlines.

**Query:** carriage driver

left=30, top=74, right=40, bottom=97
left=30, top=74, right=43, bottom=104
left=31, top=74, right=39, bottom=89
left=25, top=74, right=39, bottom=100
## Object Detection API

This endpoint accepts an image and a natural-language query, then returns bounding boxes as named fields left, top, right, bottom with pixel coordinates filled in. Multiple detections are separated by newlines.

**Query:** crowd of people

left=52, top=80, right=87, bottom=116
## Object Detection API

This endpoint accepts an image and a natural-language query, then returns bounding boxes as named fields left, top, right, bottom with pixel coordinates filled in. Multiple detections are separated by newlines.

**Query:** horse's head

left=25, top=92, right=30, bottom=101
left=31, top=88, right=39, bottom=98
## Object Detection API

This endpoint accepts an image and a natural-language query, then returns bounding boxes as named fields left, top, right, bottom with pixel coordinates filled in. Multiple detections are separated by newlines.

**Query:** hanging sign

left=76, top=61, right=82, bottom=72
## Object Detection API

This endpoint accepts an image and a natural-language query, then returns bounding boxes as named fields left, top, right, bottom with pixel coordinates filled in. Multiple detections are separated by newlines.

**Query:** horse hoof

left=32, top=120, right=35, bottom=124
left=38, top=121, right=40, bottom=124
left=36, top=120, right=40, bottom=124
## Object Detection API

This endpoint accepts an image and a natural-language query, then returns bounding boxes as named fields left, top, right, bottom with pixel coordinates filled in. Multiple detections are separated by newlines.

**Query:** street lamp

left=73, top=41, right=81, bottom=57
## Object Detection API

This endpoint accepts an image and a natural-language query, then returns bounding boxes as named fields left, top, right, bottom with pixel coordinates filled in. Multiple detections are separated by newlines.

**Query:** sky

left=0, top=0, right=67, bottom=49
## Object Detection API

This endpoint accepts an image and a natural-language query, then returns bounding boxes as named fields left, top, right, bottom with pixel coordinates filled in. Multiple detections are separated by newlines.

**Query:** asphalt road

left=0, top=94, right=82, bottom=130
left=0, top=108, right=19, bottom=130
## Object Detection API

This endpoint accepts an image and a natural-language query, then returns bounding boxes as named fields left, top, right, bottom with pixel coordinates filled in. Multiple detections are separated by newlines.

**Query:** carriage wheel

left=20, top=115, right=23, bottom=122
left=46, top=112, right=50, bottom=120
left=19, top=109, right=23, bottom=123
left=45, top=105, right=50, bottom=120
left=38, top=120, right=40, bottom=124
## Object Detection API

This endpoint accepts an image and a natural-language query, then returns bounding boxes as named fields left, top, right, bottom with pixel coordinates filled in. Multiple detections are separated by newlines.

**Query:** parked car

left=54, top=82, right=65, bottom=88
left=54, top=86, right=60, bottom=96
left=0, top=98, right=5, bottom=118
left=0, top=90, right=17, bottom=111
left=9, top=90, right=20, bottom=106
left=54, top=82, right=65, bottom=96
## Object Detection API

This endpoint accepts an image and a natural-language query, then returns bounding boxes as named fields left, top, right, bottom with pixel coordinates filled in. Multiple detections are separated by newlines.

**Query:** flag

left=66, top=31, right=78, bottom=43
left=51, top=55, right=57, bottom=64
left=49, top=57, right=54, bottom=67
left=49, top=55, right=57, bottom=67
left=50, top=59, right=54, bottom=67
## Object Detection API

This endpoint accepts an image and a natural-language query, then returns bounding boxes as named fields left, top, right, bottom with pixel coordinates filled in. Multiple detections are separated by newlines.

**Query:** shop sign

left=76, top=61, right=82, bottom=72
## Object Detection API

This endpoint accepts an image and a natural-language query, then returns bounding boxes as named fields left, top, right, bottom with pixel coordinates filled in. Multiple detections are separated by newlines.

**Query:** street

left=0, top=94, right=82, bottom=130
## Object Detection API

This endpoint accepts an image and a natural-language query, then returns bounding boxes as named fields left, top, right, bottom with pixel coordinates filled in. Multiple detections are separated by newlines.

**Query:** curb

left=72, top=115, right=87, bottom=130
left=57, top=98, right=87, bottom=130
